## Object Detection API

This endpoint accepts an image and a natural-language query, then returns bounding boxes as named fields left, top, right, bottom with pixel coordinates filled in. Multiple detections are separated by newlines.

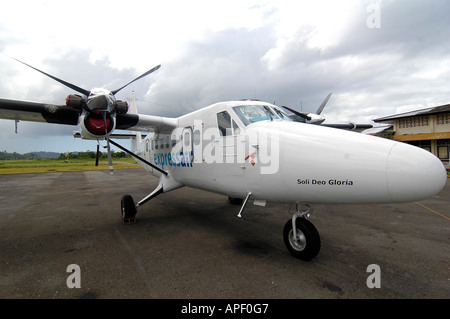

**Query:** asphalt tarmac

left=0, top=169, right=448, bottom=299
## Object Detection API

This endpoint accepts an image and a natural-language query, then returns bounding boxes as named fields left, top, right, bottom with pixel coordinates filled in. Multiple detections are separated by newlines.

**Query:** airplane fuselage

left=134, top=101, right=447, bottom=205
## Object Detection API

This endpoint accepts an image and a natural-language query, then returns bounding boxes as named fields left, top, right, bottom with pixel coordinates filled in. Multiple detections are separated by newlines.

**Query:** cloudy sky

left=1, top=0, right=449, bottom=153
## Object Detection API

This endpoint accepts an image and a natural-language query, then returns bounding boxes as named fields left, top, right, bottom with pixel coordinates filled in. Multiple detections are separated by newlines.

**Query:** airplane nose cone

left=386, top=143, right=447, bottom=202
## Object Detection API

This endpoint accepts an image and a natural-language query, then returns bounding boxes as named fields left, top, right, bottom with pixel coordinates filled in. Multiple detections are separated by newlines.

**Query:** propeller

left=111, top=64, right=161, bottom=95
left=13, top=58, right=90, bottom=96
left=280, top=105, right=311, bottom=121
left=13, top=57, right=161, bottom=174
left=281, top=93, right=332, bottom=125
left=13, top=57, right=161, bottom=112
left=315, top=92, right=332, bottom=115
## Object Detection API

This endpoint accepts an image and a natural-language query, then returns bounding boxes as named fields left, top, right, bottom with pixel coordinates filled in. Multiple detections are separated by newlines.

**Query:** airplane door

left=216, top=111, right=245, bottom=176
left=181, top=127, right=193, bottom=167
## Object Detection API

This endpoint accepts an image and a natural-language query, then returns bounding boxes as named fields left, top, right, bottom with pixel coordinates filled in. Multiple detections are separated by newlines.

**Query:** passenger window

left=193, top=130, right=201, bottom=145
left=217, top=111, right=232, bottom=136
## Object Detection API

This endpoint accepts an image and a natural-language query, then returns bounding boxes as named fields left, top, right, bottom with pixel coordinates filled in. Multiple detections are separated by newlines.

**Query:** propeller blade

left=280, top=105, right=311, bottom=121
left=111, top=64, right=161, bottom=95
left=315, top=92, right=332, bottom=115
left=13, top=58, right=90, bottom=96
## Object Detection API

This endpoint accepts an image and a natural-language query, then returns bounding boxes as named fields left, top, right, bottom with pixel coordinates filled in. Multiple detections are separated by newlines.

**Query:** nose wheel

left=283, top=205, right=321, bottom=260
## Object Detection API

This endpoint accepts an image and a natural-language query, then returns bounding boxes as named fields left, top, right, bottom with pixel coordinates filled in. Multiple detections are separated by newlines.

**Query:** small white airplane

left=0, top=60, right=447, bottom=260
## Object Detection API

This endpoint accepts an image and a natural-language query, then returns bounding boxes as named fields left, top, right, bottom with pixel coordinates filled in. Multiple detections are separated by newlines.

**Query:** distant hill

left=30, top=151, right=61, bottom=159
left=0, top=151, right=61, bottom=160
left=0, top=150, right=131, bottom=160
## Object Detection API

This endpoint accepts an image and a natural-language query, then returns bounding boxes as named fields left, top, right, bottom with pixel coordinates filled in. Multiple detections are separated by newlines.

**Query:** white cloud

left=1, top=0, right=450, bottom=153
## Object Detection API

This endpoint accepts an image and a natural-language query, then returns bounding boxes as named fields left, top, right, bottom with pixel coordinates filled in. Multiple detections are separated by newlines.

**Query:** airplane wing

left=0, top=98, right=80, bottom=125
left=115, top=113, right=177, bottom=133
left=0, top=97, right=177, bottom=134
left=283, top=108, right=373, bottom=132
left=321, top=123, right=373, bottom=132
left=281, top=93, right=373, bottom=132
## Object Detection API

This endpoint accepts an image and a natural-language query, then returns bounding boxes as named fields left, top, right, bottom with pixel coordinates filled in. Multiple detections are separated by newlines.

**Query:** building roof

left=374, top=103, right=450, bottom=122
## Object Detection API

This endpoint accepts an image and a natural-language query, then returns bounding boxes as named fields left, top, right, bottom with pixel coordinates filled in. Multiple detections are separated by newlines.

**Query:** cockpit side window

left=217, top=111, right=232, bottom=136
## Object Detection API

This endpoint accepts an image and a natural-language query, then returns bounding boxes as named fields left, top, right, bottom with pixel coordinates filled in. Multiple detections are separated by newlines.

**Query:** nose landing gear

left=283, top=204, right=321, bottom=261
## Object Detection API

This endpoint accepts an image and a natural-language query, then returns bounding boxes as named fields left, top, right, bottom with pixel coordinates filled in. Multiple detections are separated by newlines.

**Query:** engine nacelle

left=66, top=94, right=85, bottom=110
left=80, top=112, right=115, bottom=139
left=67, top=94, right=128, bottom=114
left=115, top=100, right=129, bottom=114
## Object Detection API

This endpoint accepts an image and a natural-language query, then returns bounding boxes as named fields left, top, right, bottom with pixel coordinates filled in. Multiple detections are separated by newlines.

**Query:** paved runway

left=0, top=169, right=448, bottom=299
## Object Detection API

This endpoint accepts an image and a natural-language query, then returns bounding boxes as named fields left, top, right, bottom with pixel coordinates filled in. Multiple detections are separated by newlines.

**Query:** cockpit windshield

left=232, top=104, right=292, bottom=126
left=272, top=107, right=292, bottom=120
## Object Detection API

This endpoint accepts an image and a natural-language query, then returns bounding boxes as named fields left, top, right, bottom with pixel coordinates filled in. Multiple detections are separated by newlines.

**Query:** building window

left=437, top=113, right=450, bottom=125
left=408, top=140, right=431, bottom=152
left=437, top=139, right=449, bottom=160
left=421, top=116, right=429, bottom=126
left=405, top=118, right=412, bottom=128
left=398, top=116, right=429, bottom=128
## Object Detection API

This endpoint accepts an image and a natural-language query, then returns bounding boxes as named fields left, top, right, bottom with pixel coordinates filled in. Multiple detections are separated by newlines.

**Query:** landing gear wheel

left=283, top=218, right=320, bottom=261
left=121, top=195, right=137, bottom=224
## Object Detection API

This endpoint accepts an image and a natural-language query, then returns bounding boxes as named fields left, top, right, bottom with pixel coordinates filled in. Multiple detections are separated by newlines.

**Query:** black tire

left=283, top=218, right=321, bottom=261
left=121, top=195, right=137, bottom=220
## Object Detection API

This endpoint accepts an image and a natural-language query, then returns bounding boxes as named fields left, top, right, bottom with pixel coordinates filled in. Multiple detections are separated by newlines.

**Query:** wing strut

left=237, top=192, right=252, bottom=218
left=108, top=139, right=168, bottom=176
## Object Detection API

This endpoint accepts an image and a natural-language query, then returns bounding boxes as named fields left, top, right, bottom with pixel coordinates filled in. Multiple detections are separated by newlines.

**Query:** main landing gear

left=283, top=204, right=321, bottom=261
left=121, top=195, right=137, bottom=224
left=120, top=183, right=164, bottom=224
left=123, top=188, right=321, bottom=260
